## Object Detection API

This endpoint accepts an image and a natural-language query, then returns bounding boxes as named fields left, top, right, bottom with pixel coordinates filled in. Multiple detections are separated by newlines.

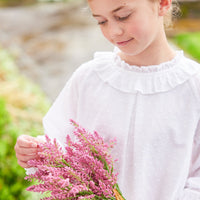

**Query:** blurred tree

left=0, top=0, right=36, bottom=7
left=179, top=1, right=200, bottom=18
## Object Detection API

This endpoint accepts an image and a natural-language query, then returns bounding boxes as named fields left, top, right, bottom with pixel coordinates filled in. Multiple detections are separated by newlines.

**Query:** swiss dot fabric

left=42, top=49, right=200, bottom=200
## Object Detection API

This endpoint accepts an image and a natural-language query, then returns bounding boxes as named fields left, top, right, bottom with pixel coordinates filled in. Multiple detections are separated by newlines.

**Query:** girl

left=15, top=0, right=200, bottom=199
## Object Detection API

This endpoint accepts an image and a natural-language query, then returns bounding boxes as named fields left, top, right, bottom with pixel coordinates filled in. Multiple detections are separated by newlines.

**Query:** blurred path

left=0, top=2, right=113, bottom=101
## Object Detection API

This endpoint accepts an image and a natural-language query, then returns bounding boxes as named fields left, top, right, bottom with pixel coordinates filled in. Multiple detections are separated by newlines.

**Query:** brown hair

left=153, top=0, right=180, bottom=29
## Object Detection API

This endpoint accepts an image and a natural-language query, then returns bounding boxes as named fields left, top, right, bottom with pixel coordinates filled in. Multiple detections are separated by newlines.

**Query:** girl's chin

left=118, top=48, right=141, bottom=57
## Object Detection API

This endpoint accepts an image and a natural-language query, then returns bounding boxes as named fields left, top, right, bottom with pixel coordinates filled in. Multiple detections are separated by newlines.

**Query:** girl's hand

left=14, top=135, right=42, bottom=168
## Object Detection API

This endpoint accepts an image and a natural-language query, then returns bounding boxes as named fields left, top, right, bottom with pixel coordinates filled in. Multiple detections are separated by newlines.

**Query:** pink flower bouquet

left=25, top=120, right=125, bottom=200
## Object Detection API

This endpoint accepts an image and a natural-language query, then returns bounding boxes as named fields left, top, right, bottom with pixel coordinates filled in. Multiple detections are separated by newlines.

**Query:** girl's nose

left=109, top=22, right=124, bottom=38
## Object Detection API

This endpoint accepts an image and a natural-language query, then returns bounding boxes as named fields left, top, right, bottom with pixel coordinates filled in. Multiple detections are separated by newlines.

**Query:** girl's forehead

left=88, top=0, right=129, bottom=4
left=88, top=0, right=152, bottom=12
left=88, top=0, right=150, bottom=9
left=88, top=0, right=150, bottom=3
left=88, top=0, right=127, bottom=9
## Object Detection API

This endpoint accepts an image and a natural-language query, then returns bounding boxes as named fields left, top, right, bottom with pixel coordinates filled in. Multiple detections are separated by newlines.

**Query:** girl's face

left=88, top=0, right=165, bottom=57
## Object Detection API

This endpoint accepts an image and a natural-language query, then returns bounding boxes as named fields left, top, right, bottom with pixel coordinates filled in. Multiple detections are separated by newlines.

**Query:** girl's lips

left=116, top=38, right=133, bottom=46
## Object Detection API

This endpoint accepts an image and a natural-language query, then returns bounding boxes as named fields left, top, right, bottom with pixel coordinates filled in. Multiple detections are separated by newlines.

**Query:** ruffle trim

left=93, top=51, right=200, bottom=94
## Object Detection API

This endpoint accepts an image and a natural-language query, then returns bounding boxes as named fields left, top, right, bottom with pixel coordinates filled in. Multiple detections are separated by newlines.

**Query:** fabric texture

left=43, top=49, right=200, bottom=200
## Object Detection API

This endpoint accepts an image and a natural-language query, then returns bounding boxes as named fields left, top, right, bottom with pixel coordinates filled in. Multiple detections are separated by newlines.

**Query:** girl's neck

left=119, top=31, right=176, bottom=67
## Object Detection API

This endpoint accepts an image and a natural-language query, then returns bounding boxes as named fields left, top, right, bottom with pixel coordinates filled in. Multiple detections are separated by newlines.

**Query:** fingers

left=15, top=153, right=38, bottom=162
left=14, top=143, right=37, bottom=155
left=17, top=160, right=31, bottom=168
left=15, top=146, right=38, bottom=168
left=14, top=135, right=43, bottom=169
left=16, top=135, right=38, bottom=148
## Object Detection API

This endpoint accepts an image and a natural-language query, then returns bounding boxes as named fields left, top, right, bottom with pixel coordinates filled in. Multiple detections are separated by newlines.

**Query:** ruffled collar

left=93, top=49, right=200, bottom=94
left=114, top=49, right=184, bottom=73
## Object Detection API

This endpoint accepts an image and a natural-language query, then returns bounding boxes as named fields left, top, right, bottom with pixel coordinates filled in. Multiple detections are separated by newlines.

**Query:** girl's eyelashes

left=97, top=13, right=131, bottom=25
left=98, top=20, right=107, bottom=25
left=115, top=14, right=131, bottom=21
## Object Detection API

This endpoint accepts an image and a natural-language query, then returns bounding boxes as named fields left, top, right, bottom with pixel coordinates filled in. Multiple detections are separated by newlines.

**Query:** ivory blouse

left=43, top=49, right=200, bottom=200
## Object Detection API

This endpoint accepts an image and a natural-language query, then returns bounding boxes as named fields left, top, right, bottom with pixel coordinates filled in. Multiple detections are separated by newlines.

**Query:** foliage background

left=173, top=32, right=200, bottom=61
left=0, top=48, right=50, bottom=199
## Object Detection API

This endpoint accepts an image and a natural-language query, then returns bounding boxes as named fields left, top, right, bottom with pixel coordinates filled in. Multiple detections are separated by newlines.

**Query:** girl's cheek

left=129, top=20, right=150, bottom=39
left=127, top=24, right=141, bottom=38
left=101, top=27, right=112, bottom=42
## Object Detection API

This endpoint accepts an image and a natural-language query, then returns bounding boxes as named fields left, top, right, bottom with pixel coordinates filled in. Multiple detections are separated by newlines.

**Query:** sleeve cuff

left=25, top=167, right=38, bottom=175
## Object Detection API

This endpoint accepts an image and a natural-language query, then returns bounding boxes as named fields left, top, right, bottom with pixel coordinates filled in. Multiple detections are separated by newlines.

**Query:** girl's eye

left=116, top=14, right=131, bottom=21
left=98, top=21, right=107, bottom=25
left=96, top=13, right=131, bottom=25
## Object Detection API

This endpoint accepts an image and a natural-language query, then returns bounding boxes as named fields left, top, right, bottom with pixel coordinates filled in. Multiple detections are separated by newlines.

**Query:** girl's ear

left=158, top=0, right=172, bottom=16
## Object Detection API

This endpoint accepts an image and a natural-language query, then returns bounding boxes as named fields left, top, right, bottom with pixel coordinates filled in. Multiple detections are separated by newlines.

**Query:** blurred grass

left=172, top=32, right=200, bottom=62
left=0, top=46, right=50, bottom=199
left=0, top=47, right=50, bottom=134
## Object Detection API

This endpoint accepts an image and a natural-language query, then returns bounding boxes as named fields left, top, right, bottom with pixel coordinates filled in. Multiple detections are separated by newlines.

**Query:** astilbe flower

left=25, top=120, right=125, bottom=200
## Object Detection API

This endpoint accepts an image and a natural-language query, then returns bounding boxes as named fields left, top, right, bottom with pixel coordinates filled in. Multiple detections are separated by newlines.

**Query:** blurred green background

left=0, top=0, right=199, bottom=199
left=170, top=0, right=200, bottom=61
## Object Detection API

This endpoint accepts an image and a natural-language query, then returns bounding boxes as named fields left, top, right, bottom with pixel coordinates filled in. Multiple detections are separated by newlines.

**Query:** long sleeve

left=177, top=120, right=200, bottom=200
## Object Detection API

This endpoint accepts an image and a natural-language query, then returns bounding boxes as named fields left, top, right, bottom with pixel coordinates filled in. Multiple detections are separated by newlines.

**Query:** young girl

left=15, top=0, right=200, bottom=199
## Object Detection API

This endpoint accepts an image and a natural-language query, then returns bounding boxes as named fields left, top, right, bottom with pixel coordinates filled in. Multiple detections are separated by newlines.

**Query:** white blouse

left=43, top=49, right=200, bottom=200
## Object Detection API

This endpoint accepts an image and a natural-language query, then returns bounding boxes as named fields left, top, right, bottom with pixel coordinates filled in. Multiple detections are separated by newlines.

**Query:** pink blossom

left=25, top=120, right=125, bottom=200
